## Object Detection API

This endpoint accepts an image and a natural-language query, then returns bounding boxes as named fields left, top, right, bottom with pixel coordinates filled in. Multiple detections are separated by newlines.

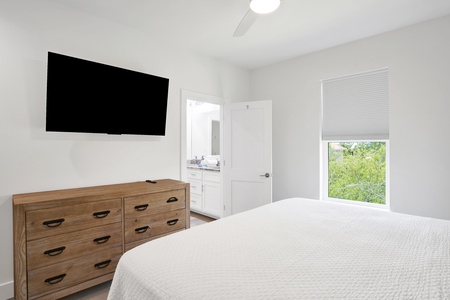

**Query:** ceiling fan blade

left=233, top=9, right=258, bottom=37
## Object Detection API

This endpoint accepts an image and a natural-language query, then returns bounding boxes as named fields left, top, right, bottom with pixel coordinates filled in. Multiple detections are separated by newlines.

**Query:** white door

left=223, top=100, right=272, bottom=216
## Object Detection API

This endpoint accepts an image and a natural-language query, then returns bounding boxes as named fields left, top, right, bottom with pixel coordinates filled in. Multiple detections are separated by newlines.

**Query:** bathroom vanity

left=186, top=167, right=221, bottom=219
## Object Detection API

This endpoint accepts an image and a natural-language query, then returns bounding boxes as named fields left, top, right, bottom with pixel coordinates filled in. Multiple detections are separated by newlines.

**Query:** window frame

left=321, top=139, right=390, bottom=209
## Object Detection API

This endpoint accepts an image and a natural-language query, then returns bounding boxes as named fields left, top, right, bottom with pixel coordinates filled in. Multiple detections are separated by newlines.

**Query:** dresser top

left=13, top=179, right=188, bottom=205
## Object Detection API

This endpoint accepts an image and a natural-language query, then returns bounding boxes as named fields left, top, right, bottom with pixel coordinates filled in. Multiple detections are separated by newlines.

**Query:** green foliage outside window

left=328, top=142, right=386, bottom=204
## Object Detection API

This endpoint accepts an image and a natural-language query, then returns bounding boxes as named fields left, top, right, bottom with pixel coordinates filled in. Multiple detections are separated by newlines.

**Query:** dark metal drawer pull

left=44, top=274, right=66, bottom=285
left=166, top=197, right=178, bottom=203
left=167, top=219, right=179, bottom=226
left=43, top=218, right=65, bottom=228
left=134, top=204, right=149, bottom=211
left=93, top=210, right=110, bottom=218
left=93, top=235, right=111, bottom=244
left=135, top=226, right=149, bottom=234
left=94, top=259, right=112, bottom=269
left=44, top=246, right=66, bottom=257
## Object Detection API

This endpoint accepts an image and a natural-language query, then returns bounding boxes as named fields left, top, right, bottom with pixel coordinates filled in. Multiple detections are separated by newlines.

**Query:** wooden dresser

left=13, top=179, right=190, bottom=300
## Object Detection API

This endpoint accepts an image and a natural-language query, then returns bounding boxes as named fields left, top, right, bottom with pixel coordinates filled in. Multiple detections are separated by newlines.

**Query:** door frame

left=180, top=90, right=228, bottom=215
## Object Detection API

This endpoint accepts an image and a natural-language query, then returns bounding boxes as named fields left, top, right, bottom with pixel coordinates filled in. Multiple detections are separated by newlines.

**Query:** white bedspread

left=108, top=198, right=450, bottom=299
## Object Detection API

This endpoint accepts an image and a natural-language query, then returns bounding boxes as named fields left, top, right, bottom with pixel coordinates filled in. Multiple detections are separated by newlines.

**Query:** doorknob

left=260, top=173, right=270, bottom=178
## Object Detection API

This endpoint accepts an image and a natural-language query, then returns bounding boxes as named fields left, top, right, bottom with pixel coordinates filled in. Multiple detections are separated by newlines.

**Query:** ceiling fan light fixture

left=250, top=0, right=280, bottom=14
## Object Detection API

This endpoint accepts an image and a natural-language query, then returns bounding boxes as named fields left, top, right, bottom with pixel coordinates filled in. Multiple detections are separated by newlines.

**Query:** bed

left=108, top=198, right=450, bottom=299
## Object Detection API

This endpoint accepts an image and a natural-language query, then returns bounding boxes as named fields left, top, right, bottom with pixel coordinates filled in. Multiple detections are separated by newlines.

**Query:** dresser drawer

left=125, top=229, right=185, bottom=252
left=27, top=245, right=122, bottom=299
left=124, top=209, right=186, bottom=244
left=27, top=222, right=122, bottom=271
left=26, top=198, right=122, bottom=241
left=124, top=189, right=185, bottom=218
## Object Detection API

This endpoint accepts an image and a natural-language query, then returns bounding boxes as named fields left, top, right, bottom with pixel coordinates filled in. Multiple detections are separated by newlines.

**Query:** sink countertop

left=187, top=164, right=220, bottom=172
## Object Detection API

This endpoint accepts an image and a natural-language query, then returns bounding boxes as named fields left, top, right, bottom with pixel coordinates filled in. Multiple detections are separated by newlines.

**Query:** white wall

left=0, top=2, right=249, bottom=297
left=251, top=15, right=450, bottom=220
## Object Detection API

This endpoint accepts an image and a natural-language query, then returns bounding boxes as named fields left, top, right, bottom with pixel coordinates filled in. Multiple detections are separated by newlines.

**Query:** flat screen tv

left=46, top=52, right=169, bottom=136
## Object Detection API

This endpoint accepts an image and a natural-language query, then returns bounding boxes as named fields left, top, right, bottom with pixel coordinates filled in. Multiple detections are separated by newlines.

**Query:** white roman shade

left=321, top=68, right=389, bottom=140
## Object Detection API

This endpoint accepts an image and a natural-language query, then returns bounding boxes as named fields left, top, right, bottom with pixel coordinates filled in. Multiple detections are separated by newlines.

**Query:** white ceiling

left=10, top=0, right=450, bottom=69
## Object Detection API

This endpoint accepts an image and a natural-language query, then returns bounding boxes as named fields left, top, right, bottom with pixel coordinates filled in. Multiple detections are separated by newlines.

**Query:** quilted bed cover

left=108, top=198, right=450, bottom=299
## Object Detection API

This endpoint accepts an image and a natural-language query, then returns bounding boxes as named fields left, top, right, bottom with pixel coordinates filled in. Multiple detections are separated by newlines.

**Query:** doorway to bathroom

left=181, top=90, right=273, bottom=219
left=181, top=90, right=225, bottom=219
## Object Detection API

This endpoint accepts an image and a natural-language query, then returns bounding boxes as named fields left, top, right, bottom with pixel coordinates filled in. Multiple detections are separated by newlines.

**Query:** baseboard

left=0, top=281, right=14, bottom=300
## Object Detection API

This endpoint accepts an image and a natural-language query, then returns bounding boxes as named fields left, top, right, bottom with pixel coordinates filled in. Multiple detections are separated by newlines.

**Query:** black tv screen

left=46, top=52, right=169, bottom=136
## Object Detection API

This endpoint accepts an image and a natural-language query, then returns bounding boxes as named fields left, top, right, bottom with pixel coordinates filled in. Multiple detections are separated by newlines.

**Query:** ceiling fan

left=233, top=0, right=281, bottom=37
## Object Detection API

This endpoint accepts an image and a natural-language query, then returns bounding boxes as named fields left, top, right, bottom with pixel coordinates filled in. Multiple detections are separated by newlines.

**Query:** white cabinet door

left=203, top=181, right=221, bottom=217
left=203, top=171, right=221, bottom=217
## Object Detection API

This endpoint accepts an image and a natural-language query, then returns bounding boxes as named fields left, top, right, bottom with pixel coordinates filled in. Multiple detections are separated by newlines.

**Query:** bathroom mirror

left=211, top=120, right=220, bottom=155
left=187, top=100, right=220, bottom=159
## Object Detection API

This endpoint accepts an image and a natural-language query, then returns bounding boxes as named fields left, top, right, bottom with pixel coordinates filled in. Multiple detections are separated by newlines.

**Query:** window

left=321, top=69, right=389, bottom=207
left=326, top=141, right=387, bottom=205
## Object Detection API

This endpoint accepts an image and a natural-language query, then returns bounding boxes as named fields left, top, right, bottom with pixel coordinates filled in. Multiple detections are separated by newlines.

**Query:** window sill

left=323, top=197, right=389, bottom=211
